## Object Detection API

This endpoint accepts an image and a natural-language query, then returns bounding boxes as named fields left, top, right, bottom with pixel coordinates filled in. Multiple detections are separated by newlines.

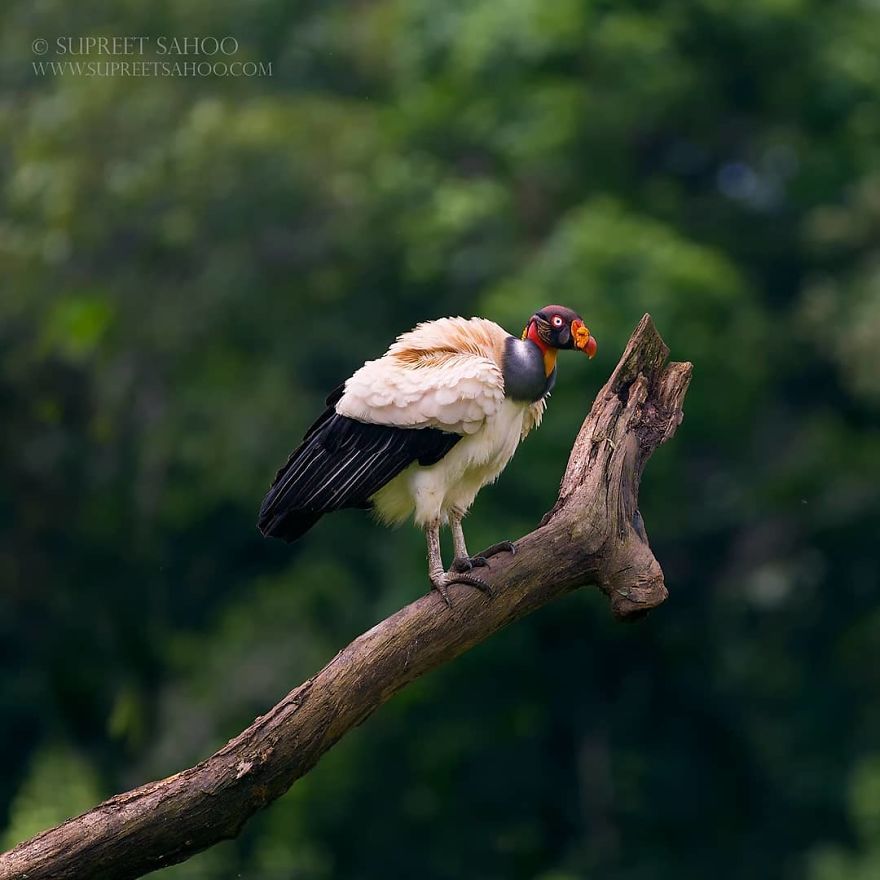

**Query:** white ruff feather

left=371, top=398, right=541, bottom=527
left=335, top=316, right=547, bottom=528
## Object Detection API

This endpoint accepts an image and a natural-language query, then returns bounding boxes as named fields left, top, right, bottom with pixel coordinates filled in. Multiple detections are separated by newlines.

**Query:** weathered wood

left=0, top=314, right=692, bottom=880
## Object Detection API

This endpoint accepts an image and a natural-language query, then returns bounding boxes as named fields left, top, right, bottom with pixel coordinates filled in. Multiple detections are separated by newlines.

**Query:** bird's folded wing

left=336, top=349, right=505, bottom=435
left=258, top=407, right=461, bottom=541
left=258, top=318, right=509, bottom=542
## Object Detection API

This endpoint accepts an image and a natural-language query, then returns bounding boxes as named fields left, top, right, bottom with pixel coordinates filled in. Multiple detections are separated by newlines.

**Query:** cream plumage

left=337, top=318, right=508, bottom=434
left=259, top=305, right=596, bottom=603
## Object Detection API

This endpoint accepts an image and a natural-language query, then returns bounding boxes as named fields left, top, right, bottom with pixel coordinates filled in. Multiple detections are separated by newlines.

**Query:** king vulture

left=259, top=305, right=597, bottom=604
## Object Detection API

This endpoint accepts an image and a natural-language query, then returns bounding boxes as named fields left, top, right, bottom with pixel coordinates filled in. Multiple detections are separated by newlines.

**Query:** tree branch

left=0, top=314, right=692, bottom=880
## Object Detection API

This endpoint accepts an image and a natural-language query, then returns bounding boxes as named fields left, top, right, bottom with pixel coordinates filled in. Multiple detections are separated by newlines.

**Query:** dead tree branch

left=0, top=314, right=692, bottom=880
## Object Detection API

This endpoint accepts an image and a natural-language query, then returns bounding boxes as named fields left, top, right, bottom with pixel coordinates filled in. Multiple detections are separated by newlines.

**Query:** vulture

left=259, top=305, right=597, bottom=604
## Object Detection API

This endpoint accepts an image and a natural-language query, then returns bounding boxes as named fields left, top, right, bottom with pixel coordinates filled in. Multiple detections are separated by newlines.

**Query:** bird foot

left=450, top=555, right=489, bottom=573
left=480, top=540, right=516, bottom=559
left=429, top=570, right=494, bottom=607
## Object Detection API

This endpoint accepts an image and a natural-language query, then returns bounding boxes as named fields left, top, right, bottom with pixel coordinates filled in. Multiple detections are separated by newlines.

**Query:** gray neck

left=502, top=337, right=557, bottom=402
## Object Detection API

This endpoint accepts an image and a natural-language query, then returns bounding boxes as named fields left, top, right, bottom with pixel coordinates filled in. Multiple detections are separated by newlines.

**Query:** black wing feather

left=258, top=394, right=461, bottom=543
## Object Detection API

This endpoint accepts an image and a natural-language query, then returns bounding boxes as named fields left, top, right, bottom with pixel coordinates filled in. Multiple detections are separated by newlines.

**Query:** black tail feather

left=258, top=508, right=323, bottom=543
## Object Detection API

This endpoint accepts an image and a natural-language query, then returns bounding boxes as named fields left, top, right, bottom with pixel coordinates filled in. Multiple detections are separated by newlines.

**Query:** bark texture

left=0, top=314, right=692, bottom=880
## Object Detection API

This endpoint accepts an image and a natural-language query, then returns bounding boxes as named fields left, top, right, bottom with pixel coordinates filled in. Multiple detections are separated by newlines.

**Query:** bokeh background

left=2, top=1, right=880, bottom=878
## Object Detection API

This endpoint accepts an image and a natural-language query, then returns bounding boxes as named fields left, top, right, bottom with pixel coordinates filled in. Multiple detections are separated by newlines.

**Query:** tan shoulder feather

left=387, top=317, right=508, bottom=364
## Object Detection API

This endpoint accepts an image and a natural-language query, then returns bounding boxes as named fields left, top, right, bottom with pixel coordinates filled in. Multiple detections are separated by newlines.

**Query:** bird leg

left=450, top=513, right=517, bottom=572
left=425, top=520, right=493, bottom=607
left=449, top=514, right=490, bottom=573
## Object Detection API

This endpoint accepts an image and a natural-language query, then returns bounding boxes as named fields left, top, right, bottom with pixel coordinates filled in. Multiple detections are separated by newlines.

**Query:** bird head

left=522, top=305, right=597, bottom=359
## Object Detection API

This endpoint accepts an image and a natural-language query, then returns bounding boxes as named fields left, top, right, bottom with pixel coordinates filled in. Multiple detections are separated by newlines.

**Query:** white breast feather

left=371, top=398, right=532, bottom=527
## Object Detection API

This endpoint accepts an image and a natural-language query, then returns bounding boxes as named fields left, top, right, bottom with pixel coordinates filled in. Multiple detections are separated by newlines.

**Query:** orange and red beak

left=572, top=320, right=597, bottom=359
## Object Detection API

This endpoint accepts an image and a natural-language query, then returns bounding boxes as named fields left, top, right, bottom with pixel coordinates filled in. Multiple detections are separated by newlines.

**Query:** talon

left=451, top=555, right=489, bottom=572
left=429, top=571, right=495, bottom=604
left=431, top=579, right=452, bottom=607
left=481, top=540, right=516, bottom=559
left=450, top=573, right=494, bottom=598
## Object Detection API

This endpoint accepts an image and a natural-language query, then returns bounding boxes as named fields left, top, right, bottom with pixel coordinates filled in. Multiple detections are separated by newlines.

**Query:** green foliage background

left=2, top=1, right=879, bottom=877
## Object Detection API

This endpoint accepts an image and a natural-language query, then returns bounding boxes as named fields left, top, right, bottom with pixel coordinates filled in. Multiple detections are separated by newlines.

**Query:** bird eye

left=552, top=315, right=563, bottom=328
